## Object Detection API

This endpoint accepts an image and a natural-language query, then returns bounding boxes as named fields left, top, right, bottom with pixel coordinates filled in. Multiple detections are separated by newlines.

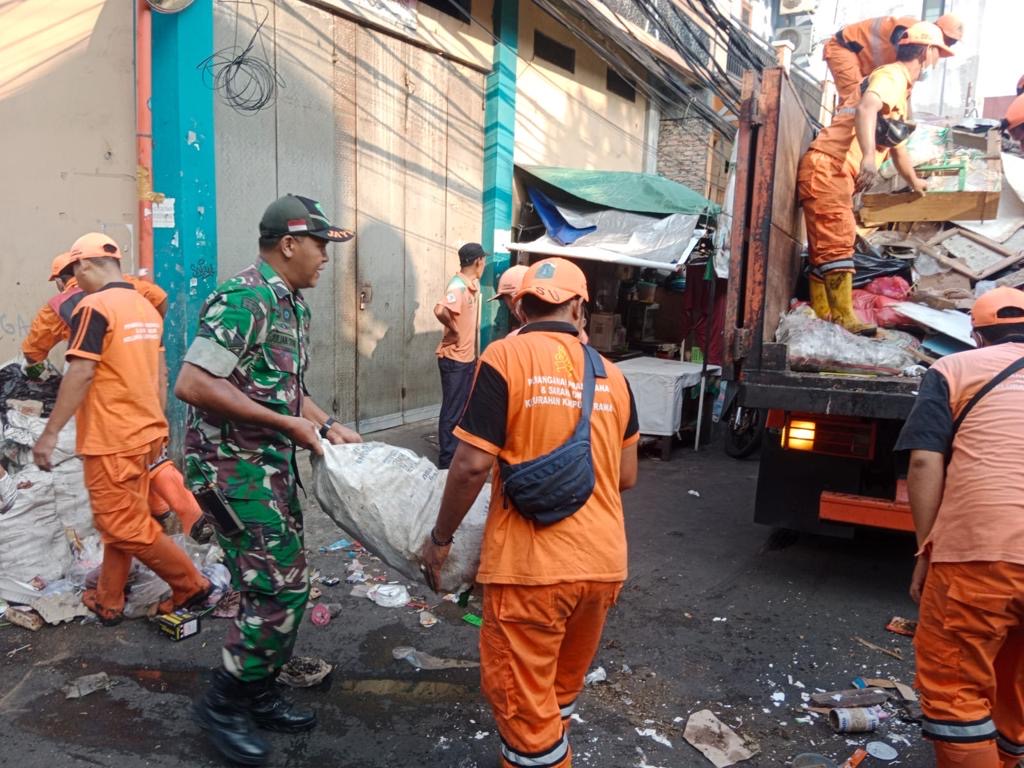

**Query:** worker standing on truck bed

left=823, top=13, right=962, bottom=106
left=896, top=286, right=1024, bottom=768
left=798, top=21, right=952, bottom=336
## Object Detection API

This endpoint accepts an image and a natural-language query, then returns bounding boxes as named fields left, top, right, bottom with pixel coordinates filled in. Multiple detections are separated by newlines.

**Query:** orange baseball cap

left=48, top=251, right=73, bottom=281
left=972, top=287, right=1024, bottom=328
left=516, top=258, right=589, bottom=304
left=934, top=13, right=963, bottom=44
left=1006, top=94, right=1024, bottom=132
left=489, top=264, right=529, bottom=301
left=69, top=232, right=122, bottom=263
left=900, top=21, right=955, bottom=57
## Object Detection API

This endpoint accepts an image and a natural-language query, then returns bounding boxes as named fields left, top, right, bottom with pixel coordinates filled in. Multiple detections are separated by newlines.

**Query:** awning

left=519, top=165, right=721, bottom=216
left=508, top=235, right=703, bottom=271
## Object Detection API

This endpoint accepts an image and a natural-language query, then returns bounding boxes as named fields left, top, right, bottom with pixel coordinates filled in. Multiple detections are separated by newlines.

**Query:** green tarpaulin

left=519, top=165, right=720, bottom=216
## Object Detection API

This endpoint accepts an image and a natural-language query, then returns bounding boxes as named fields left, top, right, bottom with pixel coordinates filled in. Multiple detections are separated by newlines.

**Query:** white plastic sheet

left=615, top=358, right=721, bottom=436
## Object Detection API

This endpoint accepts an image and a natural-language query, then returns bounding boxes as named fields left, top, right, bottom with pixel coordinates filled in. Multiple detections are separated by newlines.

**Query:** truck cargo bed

left=740, top=370, right=919, bottom=419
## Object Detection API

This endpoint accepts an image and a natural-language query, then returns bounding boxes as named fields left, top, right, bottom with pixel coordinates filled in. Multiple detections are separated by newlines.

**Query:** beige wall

left=514, top=2, right=649, bottom=171
left=0, top=1, right=136, bottom=362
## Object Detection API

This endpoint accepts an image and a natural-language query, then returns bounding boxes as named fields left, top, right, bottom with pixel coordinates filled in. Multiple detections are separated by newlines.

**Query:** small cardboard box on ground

left=589, top=312, right=621, bottom=352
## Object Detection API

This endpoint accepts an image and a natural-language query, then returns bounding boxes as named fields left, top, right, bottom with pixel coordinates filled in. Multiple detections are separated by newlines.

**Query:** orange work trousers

left=82, top=439, right=208, bottom=618
left=147, top=457, right=204, bottom=535
left=916, top=561, right=1024, bottom=768
left=823, top=38, right=866, bottom=107
left=798, top=149, right=858, bottom=278
left=480, top=581, right=622, bottom=768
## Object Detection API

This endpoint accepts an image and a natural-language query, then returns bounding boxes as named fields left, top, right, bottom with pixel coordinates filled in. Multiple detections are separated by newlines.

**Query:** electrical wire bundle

left=198, top=0, right=283, bottom=114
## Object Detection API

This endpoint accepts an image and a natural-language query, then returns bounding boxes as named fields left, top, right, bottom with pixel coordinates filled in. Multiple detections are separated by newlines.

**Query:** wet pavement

left=0, top=422, right=927, bottom=767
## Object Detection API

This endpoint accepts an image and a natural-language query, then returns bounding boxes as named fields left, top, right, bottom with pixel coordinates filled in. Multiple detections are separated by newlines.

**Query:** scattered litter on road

left=321, top=576, right=341, bottom=587
left=839, top=747, right=868, bottom=768
left=29, top=589, right=90, bottom=625
left=366, top=583, right=410, bottom=608
left=309, top=586, right=322, bottom=601
left=63, top=672, right=115, bottom=699
left=213, top=590, right=240, bottom=618
left=829, top=706, right=886, bottom=733
left=866, top=741, right=899, bottom=761
left=683, top=709, right=758, bottom=767
left=635, top=746, right=668, bottom=768
left=792, top=754, right=837, bottom=768
left=635, top=727, right=672, bottom=748
left=309, top=603, right=341, bottom=626
left=713, top=617, right=728, bottom=622
left=278, top=656, right=332, bottom=688
left=319, top=537, right=352, bottom=553
left=391, top=646, right=480, bottom=670
left=885, top=616, right=917, bottom=637
left=473, top=730, right=489, bottom=740
left=462, top=613, right=483, bottom=628
left=584, top=666, right=607, bottom=685
left=688, top=490, right=701, bottom=498
left=810, top=688, right=889, bottom=708
left=861, top=678, right=918, bottom=702
left=853, top=636, right=903, bottom=660
left=5, top=643, right=30, bottom=657
left=5, top=606, right=43, bottom=631
left=570, top=713, right=586, bottom=724
left=419, top=610, right=438, bottom=628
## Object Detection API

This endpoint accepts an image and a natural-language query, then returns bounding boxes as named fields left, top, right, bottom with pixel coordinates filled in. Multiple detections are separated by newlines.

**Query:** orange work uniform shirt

left=66, top=283, right=168, bottom=456
left=835, top=16, right=918, bottom=78
left=809, top=61, right=914, bottom=174
left=435, top=274, right=479, bottom=363
left=22, top=275, right=168, bottom=363
left=896, top=341, right=1024, bottom=566
left=454, top=322, right=640, bottom=586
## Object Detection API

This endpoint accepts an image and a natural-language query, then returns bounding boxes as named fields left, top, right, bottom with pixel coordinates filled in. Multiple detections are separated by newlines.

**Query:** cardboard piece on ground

left=862, top=678, right=919, bottom=703
left=63, top=672, right=115, bottom=699
left=809, top=688, right=890, bottom=708
left=683, top=709, right=758, bottom=767
left=997, top=266, right=1024, bottom=288
left=31, top=591, right=91, bottom=625
left=929, top=228, right=1024, bottom=280
left=913, top=271, right=974, bottom=310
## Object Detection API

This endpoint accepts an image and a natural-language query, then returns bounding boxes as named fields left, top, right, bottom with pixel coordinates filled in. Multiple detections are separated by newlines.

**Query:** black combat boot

left=247, top=674, right=318, bottom=733
left=194, top=669, right=271, bottom=766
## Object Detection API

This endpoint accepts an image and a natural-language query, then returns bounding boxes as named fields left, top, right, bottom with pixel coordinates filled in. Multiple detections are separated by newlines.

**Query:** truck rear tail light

left=780, top=414, right=876, bottom=460
left=781, top=420, right=816, bottom=451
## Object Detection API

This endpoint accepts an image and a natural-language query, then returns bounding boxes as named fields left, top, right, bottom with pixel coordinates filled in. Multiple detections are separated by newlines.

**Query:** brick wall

left=657, top=112, right=712, bottom=198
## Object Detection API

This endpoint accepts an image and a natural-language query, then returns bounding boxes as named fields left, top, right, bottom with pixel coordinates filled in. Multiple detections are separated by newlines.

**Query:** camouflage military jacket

left=183, top=259, right=310, bottom=500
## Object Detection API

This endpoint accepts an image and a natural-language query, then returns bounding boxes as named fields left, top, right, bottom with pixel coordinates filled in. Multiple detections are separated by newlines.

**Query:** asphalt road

left=0, top=423, right=927, bottom=768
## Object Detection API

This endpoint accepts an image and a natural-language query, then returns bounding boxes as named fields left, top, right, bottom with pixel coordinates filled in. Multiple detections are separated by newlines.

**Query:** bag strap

left=572, top=345, right=607, bottom=442
left=951, top=356, right=1024, bottom=438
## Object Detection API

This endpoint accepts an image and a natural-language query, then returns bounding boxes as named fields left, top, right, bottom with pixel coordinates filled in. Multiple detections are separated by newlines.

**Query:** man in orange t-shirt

left=897, top=287, right=1024, bottom=768
left=798, top=22, right=951, bottom=335
left=434, top=242, right=486, bottom=468
left=22, top=250, right=206, bottom=539
left=32, top=233, right=210, bottom=625
left=420, top=257, right=639, bottom=768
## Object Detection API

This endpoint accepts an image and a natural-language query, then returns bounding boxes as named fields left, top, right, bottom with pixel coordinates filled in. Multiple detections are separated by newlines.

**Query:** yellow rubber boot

left=823, top=271, right=877, bottom=336
left=809, top=279, right=830, bottom=320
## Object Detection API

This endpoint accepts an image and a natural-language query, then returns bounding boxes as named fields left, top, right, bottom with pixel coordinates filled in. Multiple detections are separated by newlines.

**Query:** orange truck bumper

left=819, top=480, right=914, bottom=533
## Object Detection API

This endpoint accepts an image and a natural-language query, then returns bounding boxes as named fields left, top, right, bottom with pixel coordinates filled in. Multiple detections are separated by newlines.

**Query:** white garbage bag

left=311, top=442, right=489, bottom=593
left=0, top=467, right=71, bottom=582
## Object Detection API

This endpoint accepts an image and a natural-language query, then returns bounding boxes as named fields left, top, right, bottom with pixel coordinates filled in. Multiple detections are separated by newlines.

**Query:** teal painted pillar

left=479, top=0, right=518, bottom=348
left=152, top=2, right=218, bottom=453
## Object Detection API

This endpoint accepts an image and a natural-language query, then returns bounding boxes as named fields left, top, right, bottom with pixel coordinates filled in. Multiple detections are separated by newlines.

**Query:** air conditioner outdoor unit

left=775, top=24, right=813, bottom=58
left=778, top=0, right=817, bottom=15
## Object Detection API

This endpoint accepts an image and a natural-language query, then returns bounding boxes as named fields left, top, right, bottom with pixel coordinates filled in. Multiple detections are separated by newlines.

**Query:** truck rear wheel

left=723, top=402, right=765, bottom=459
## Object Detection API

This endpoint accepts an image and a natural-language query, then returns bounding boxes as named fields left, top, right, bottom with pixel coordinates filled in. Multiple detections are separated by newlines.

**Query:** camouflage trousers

left=218, top=490, right=310, bottom=683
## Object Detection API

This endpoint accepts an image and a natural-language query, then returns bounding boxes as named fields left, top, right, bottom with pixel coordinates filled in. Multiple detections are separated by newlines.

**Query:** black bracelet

left=431, top=527, right=454, bottom=547
left=319, top=417, right=337, bottom=439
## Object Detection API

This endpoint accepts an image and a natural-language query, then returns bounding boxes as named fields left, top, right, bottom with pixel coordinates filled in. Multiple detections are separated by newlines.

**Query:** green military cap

left=259, top=194, right=354, bottom=242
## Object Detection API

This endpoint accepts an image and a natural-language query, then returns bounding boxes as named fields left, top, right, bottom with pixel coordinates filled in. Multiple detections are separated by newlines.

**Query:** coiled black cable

left=198, top=1, right=283, bottom=115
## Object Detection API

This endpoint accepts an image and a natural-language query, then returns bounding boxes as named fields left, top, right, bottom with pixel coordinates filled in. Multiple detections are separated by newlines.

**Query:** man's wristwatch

left=319, top=417, right=337, bottom=439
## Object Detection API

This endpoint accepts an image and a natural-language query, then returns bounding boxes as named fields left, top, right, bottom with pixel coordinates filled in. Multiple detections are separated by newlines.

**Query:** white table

left=615, top=357, right=722, bottom=454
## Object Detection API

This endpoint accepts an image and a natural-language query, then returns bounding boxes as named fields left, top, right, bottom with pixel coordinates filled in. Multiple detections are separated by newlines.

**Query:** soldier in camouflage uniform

left=175, top=194, right=360, bottom=766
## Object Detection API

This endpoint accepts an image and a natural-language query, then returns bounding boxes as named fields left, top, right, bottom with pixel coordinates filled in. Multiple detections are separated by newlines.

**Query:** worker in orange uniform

left=798, top=22, right=952, bottom=336
left=32, top=233, right=210, bottom=625
left=419, top=257, right=639, bottom=768
left=22, top=250, right=208, bottom=540
left=490, top=263, right=529, bottom=336
left=823, top=13, right=961, bottom=106
left=896, top=287, right=1024, bottom=768
left=434, top=242, right=486, bottom=468
left=1004, top=94, right=1024, bottom=144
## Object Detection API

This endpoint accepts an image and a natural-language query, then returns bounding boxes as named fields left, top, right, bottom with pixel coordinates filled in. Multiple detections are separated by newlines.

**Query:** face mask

left=918, top=67, right=933, bottom=82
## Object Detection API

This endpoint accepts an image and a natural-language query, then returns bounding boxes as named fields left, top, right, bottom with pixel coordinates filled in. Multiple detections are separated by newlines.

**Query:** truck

left=722, top=67, right=919, bottom=537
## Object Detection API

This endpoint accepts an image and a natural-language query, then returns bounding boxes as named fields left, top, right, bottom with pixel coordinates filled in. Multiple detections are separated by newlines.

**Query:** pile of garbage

left=0, top=360, right=229, bottom=629
left=784, top=145, right=1024, bottom=376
